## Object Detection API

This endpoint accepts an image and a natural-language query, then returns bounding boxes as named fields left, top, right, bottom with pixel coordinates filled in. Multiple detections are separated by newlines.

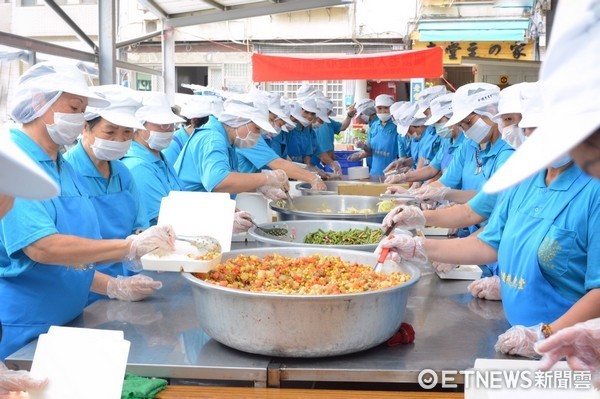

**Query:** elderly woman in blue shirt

left=0, top=63, right=174, bottom=360
left=64, top=85, right=149, bottom=303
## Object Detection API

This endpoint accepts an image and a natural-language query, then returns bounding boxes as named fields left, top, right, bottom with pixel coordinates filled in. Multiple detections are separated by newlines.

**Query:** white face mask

left=551, top=154, right=572, bottom=169
left=273, top=124, right=282, bottom=135
left=501, top=124, right=526, bottom=149
left=465, top=117, right=492, bottom=144
left=146, top=130, right=174, bottom=151
left=91, top=137, right=132, bottom=161
left=312, top=122, right=323, bottom=129
left=360, top=114, right=370, bottom=123
left=234, top=125, right=261, bottom=149
left=377, top=113, right=391, bottom=123
left=434, top=122, right=453, bottom=139
left=46, top=112, right=85, bottom=146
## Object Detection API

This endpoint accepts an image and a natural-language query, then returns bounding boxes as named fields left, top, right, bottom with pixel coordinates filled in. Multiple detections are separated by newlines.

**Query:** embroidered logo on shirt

left=538, top=237, right=562, bottom=270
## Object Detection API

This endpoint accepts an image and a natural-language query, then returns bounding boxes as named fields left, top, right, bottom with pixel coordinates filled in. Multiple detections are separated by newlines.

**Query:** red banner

left=252, top=47, right=444, bottom=82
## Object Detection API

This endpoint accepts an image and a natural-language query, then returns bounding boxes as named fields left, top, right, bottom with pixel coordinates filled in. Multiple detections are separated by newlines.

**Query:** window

left=223, top=63, right=250, bottom=93
left=265, top=80, right=345, bottom=116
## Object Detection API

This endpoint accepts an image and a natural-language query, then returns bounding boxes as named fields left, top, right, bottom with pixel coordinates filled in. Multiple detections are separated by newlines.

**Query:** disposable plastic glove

left=354, top=139, right=366, bottom=149
left=536, top=318, right=600, bottom=387
left=494, top=323, right=544, bottom=358
left=310, top=176, right=327, bottom=191
left=410, top=185, right=451, bottom=204
left=431, top=261, right=458, bottom=274
left=383, top=157, right=413, bottom=174
left=385, top=185, right=409, bottom=195
left=257, top=185, right=288, bottom=200
left=306, top=165, right=327, bottom=179
left=127, top=225, right=175, bottom=262
left=262, top=169, right=290, bottom=191
left=107, top=274, right=163, bottom=302
left=468, top=275, right=502, bottom=300
left=385, top=173, right=408, bottom=184
left=331, top=161, right=342, bottom=177
left=347, top=151, right=366, bottom=162
left=0, top=362, right=47, bottom=395
left=382, top=205, right=426, bottom=230
left=233, top=211, right=253, bottom=234
left=375, top=235, right=428, bottom=265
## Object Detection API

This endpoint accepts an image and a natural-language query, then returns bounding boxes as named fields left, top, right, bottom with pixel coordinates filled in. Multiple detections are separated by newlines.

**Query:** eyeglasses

left=459, top=114, right=478, bottom=130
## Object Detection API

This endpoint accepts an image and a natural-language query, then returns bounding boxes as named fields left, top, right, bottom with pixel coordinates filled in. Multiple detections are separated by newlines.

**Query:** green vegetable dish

left=303, top=227, right=384, bottom=245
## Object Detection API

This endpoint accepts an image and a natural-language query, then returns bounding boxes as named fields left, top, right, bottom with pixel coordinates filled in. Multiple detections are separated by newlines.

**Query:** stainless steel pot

left=270, top=195, right=387, bottom=223
left=182, top=247, right=420, bottom=358
left=248, top=220, right=411, bottom=251
left=296, top=180, right=369, bottom=196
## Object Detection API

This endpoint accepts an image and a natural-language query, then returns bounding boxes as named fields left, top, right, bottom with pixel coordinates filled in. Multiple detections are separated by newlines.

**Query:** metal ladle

left=176, top=235, right=222, bottom=255
left=249, top=220, right=289, bottom=238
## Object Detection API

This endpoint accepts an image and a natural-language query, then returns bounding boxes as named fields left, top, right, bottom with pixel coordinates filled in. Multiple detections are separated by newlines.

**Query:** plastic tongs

left=373, top=219, right=399, bottom=273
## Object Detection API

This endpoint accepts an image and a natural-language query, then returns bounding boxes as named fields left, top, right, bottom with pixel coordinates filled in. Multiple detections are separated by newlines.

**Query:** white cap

left=136, top=92, right=185, bottom=125
left=269, top=96, right=296, bottom=128
left=289, top=101, right=310, bottom=126
left=315, top=99, right=331, bottom=123
left=180, top=95, right=224, bottom=119
left=425, top=93, right=454, bottom=126
left=444, top=83, right=500, bottom=127
left=492, top=82, right=533, bottom=120
left=518, top=83, right=543, bottom=129
left=299, top=98, right=319, bottom=114
left=390, top=101, right=406, bottom=119
left=484, top=0, right=600, bottom=193
left=84, top=85, right=145, bottom=130
left=415, top=85, right=448, bottom=116
left=394, top=102, right=426, bottom=137
left=375, top=94, right=394, bottom=107
left=0, top=131, right=59, bottom=200
left=10, top=62, right=110, bottom=124
left=356, top=98, right=376, bottom=117
left=218, top=99, right=276, bottom=134
left=296, top=84, right=317, bottom=101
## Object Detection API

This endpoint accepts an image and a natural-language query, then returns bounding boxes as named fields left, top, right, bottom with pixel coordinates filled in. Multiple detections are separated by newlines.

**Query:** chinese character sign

left=410, top=78, right=425, bottom=103
left=414, top=41, right=535, bottom=64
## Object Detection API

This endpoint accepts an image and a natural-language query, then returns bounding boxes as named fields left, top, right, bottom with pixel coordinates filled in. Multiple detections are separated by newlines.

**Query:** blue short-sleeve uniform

left=162, top=125, right=190, bottom=166
left=479, top=164, right=600, bottom=325
left=430, top=133, right=465, bottom=173
left=122, top=141, right=182, bottom=225
left=397, top=134, right=410, bottom=159
left=287, top=125, right=312, bottom=163
left=236, top=135, right=279, bottom=173
left=65, top=141, right=148, bottom=290
left=0, top=129, right=102, bottom=359
left=417, top=126, right=441, bottom=166
left=367, top=120, right=398, bottom=176
left=174, top=116, right=237, bottom=192
left=315, top=120, right=341, bottom=155
left=269, top=131, right=288, bottom=159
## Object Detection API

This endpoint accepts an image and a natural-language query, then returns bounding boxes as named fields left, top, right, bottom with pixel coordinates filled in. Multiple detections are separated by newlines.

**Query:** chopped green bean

left=303, top=227, right=384, bottom=245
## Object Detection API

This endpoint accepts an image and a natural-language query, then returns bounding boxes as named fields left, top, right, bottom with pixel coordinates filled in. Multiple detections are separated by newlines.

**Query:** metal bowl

left=296, top=180, right=370, bottom=196
left=248, top=220, right=411, bottom=251
left=270, top=195, right=388, bottom=223
left=183, top=247, right=420, bottom=357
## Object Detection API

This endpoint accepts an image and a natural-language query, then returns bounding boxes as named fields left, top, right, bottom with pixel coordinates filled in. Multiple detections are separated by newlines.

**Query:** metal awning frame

left=0, top=0, right=353, bottom=100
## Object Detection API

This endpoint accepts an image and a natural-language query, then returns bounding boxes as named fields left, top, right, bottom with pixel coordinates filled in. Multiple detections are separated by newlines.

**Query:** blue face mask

left=434, top=122, right=453, bottom=139
left=551, top=154, right=572, bottom=169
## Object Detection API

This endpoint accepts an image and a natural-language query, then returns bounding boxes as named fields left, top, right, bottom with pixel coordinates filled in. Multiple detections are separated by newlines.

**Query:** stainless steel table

left=5, top=242, right=511, bottom=389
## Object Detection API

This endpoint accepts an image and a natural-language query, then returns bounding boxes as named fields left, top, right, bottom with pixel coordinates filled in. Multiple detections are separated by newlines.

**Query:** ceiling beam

left=137, top=0, right=169, bottom=20
left=202, top=0, right=226, bottom=11
left=0, top=31, right=97, bottom=63
left=116, top=30, right=163, bottom=49
left=114, top=60, right=162, bottom=77
left=43, top=0, right=98, bottom=53
left=166, top=0, right=352, bottom=28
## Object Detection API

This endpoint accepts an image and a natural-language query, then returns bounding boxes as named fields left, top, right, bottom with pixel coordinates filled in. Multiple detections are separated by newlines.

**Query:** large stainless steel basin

left=248, top=220, right=411, bottom=251
left=183, top=247, right=420, bottom=358
left=270, top=195, right=388, bottom=223
left=296, top=180, right=370, bottom=196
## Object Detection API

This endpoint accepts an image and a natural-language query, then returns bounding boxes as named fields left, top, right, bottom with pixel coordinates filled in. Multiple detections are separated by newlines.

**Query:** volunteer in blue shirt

left=121, top=92, right=185, bottom=226
left=347, top=94, right=397, bottom=176
left=64, top=85, right=149, bottom=303
left=0, top=100, right=61, bottom=395
left=286, top=99, right=319, bottom=168
left=174, top=99, right=290, bottom=196
left=162, top=95, right=223, bottom=166
left=236, top=98, right=327, bottom=194
left=353, top=98, right=377, bottom=169
left=0, top=63, right=174, bottom=360
left=410, top=83, right=514, bottom=207
left=314, top=101, right=355, bottom=162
